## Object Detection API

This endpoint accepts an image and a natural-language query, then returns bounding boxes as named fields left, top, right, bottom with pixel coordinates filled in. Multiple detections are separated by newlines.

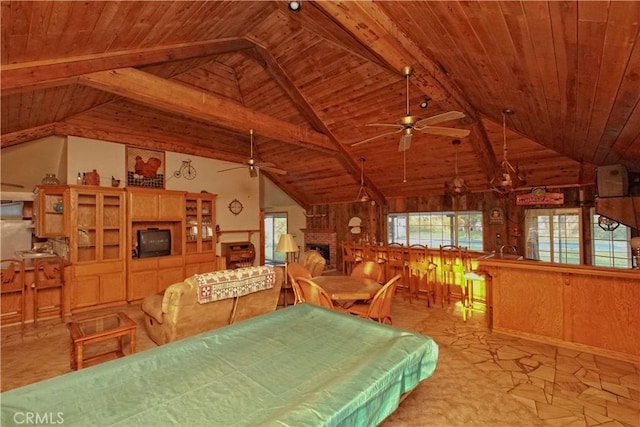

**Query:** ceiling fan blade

left=398, top=132, right=413, bottom=152
left=414, top=111, right=466, bottom=128
left=260, top=166, right=287, bottom=175
left=218, top=166, right=246, bottom=173
left=366, top=123, right=404, bottom=129
left=351, top=128, right=404, bottom=147
left=420, top=126, right=471, bottom=138
left=254, top=162, right=276, bottom=168
left=1, top=182, right=25, bottom=188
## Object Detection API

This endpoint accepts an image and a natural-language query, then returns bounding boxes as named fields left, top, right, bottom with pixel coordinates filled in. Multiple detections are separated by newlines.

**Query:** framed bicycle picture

left=126, top=146, right=165, bottom=188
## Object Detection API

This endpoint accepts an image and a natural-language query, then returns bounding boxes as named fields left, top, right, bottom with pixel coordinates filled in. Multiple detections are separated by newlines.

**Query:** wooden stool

left=32, top=256, right=65, bottom=327
left=1, top=259, right=26, bottom=329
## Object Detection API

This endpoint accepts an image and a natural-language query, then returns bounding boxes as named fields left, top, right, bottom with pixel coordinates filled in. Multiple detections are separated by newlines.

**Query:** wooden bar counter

left=478, top=259, right=640, bottom=363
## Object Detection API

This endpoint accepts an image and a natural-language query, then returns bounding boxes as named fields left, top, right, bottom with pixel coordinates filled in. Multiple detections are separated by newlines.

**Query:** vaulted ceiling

left=2, top=1, right=639, bottom=208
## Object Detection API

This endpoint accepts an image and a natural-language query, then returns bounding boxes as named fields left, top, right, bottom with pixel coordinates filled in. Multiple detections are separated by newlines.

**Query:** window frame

left=387, top=211, right=484, bottom=250
left=264, top=212, right=288, bottom=264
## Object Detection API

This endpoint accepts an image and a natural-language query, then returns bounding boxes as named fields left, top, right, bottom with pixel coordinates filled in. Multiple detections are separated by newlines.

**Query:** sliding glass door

left=264, top=212, right=288, bottom=263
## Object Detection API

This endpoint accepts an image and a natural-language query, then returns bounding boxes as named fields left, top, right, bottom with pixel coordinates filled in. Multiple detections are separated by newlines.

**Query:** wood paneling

left=2, top=1, right=639, bottom=204
left=485, top=261, right=640, bottom=362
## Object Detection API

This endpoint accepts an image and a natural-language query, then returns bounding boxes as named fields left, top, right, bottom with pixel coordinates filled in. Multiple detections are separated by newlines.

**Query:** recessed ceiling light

left=288, top=1, right=301, bottom=12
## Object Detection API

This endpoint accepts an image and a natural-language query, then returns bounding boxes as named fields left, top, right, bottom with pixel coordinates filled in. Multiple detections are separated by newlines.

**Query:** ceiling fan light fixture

left=288, top=1, right=301, bottom=12
left=445, top=139, right=469, bottom=197
left=351, top=65, right=468, bottom=151
left=355, top=157, right=370, bottom=202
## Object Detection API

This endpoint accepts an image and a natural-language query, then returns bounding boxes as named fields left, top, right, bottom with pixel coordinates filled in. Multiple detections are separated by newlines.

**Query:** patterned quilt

left=195, top=266, right=276, bottom=304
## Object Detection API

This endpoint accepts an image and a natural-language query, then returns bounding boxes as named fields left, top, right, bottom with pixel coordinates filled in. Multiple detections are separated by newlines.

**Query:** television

left=137, top=228, right=171, bottom=258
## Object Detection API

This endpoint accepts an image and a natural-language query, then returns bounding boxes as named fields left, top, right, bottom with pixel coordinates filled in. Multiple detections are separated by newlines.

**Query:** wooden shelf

left=216, top=229, right=259, bottom=239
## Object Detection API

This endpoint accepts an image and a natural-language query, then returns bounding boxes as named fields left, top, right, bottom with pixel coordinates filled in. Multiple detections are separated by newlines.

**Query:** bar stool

left=386, top=243, right=408, bottom=293
left=462, top=269, right=490, bottom=323
left=439, top=245, right=466, bottom=307
left=1, top=259, right=26, bottom=329
left=341, top=242, right=362, bottom=275
left=408, top=244, right=437, bottom=306
left=32, top=256, right=65, bottom=327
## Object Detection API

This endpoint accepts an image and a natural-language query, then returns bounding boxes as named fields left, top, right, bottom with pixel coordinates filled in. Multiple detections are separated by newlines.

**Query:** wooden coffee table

left=67, top=311, right=137, bottom=370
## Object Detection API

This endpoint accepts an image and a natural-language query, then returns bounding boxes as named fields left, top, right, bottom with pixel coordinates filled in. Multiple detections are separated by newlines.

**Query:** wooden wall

left=306, top=186, right=594, bottom=272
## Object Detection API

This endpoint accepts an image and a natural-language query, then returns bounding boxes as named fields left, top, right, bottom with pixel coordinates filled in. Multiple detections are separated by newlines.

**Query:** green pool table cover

left=1, top=303, right=439, bottom=426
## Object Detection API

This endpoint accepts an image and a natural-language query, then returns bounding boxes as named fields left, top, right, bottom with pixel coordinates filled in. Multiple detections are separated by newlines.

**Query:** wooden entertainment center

left=32, top=185, right=218, bottom=312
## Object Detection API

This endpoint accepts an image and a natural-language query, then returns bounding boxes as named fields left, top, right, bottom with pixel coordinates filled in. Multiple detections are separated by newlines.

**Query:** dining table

left=312, top=275, right=382, bottom=302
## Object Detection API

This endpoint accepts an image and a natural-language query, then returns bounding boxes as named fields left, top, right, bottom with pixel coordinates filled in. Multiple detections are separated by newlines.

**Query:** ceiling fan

left=218, top=129, right=286, bottom=178
left=351, top=66, right=470, bottom=152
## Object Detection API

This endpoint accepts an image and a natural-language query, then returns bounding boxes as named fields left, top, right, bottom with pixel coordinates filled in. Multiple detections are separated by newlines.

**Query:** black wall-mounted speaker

left=597, top=165, right=628, bottom=198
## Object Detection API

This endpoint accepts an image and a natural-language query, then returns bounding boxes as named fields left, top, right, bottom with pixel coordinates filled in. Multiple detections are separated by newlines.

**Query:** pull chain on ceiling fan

left=351, top=66, right=471, bottom=152
left=218, top=129, right=286, bottom=178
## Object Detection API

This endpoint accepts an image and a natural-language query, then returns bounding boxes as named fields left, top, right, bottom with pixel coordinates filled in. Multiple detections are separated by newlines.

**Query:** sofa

left=142, top=266, right=283, bottom=345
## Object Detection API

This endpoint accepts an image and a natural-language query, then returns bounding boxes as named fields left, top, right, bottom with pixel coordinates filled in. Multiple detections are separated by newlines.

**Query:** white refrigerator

left=1, top=220, right=33, bottom=259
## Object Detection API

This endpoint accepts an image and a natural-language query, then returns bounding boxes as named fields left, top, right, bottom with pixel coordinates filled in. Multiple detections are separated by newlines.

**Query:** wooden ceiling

left=2, top=1, right=639, bottom=208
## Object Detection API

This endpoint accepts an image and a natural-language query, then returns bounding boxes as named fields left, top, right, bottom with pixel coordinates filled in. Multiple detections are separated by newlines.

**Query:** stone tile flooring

left=1, top=295, right=639, bottom=426
left=391, top=297, right=640, bottom=426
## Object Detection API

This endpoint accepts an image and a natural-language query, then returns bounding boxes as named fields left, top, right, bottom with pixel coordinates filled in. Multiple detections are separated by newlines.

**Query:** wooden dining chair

left=286, top=262, right=311, bottom=305
left=350, top=260, right=384, bottom=283
left=347, top=274, right=402, bottom=325
left=294, top=277, right=339, bottom=310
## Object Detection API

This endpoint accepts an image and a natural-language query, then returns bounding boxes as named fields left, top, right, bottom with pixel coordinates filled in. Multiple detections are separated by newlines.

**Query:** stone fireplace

left=302, top=229, right=337, bottom=270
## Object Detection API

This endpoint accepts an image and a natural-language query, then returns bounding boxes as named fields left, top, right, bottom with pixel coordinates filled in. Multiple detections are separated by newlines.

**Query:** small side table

left=67, top=311, right=137, bottom=370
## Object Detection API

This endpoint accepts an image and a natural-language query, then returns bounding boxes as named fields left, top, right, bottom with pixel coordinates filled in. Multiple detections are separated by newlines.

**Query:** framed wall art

left=126, top=146, right=165, bottom=188
left=488, top=207, right=505, bottom=225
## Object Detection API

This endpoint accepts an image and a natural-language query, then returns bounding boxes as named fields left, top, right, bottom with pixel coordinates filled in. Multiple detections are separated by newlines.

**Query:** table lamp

left=276, top=233, right=299, bottom=305
left=630, top=237, right=640, bottom=269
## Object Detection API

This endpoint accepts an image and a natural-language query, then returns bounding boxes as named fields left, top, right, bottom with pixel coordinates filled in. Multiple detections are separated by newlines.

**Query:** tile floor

left=1, top=294, right=638, bottom=426
left=391, top=297, right=639, bottom=427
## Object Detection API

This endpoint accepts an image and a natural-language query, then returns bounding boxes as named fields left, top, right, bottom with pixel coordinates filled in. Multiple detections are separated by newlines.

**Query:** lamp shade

left=276, top=233, right=299, bottom=254
left=631, top=237, right=640, bottom=250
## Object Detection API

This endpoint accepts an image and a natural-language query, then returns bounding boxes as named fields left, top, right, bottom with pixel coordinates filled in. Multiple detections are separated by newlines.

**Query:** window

left=264, top=213, right=288, bottom=263
left=591, top=209, right=631, bottom=268
left=525, top=208, right=581, bottom=264
left=388, top=211, right=483, bottom=250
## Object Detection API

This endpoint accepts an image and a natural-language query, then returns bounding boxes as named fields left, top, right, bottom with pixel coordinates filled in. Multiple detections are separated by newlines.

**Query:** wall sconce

left=288, top=1, right=301, bottom=12
left=348, top=217, right=363, bottom=235
left=631, top=237, right=640, bottom=269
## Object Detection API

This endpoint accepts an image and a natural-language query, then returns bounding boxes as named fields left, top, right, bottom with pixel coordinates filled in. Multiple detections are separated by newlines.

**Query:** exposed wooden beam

left=0, top=124, right=55, bottom=148
left=250, top=43, right=386, bottom=206
left=1, top=38, right=255, bottom=95
left=77, top=67, right=337, bottom=152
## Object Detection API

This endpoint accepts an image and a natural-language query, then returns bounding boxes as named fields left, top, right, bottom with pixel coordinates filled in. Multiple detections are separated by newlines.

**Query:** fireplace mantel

left=301, top=228, right=336, bottom=234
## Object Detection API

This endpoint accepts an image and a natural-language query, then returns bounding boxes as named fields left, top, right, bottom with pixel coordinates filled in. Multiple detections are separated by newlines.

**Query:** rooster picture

left=134, top=155, right=162, bottom=178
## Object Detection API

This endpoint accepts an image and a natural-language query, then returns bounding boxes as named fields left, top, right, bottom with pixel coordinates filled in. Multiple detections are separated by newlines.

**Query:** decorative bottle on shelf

left=76, top=173, right=82, bottom=185
left=41, top=173, right=60, bottom=185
